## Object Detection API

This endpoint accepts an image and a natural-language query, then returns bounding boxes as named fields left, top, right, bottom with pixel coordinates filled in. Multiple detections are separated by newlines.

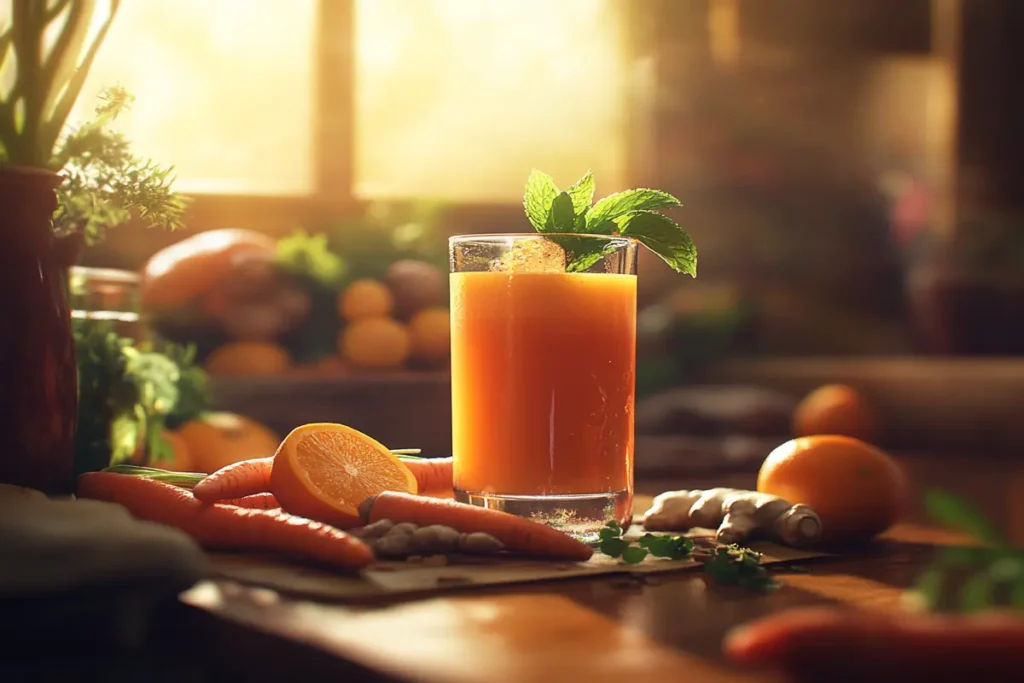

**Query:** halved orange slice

left=270, top=423, right=418, bottom=528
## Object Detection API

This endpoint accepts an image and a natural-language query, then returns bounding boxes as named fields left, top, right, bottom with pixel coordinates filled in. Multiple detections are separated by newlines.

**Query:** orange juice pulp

left=450, top=271, right=636, bottom=498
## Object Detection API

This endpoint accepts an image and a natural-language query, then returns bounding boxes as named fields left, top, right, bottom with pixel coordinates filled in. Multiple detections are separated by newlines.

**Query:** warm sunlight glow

left=69, top=0, right=317, bottom=196
left=354, top=0, right=630, bottom=201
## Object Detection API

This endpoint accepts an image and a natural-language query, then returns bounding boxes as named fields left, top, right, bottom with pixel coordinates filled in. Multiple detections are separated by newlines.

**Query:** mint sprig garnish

left=522, top=170, right=697, bottom=276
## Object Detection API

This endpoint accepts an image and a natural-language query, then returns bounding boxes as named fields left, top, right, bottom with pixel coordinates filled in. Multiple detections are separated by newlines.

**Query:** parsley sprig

left=596, top=521, right=776, bottom=591
left=523, top=170, right=697, bottom=275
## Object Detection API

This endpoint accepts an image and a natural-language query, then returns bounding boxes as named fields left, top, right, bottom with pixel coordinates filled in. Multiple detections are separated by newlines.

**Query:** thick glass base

left=454, top=489, right=632, bottom=542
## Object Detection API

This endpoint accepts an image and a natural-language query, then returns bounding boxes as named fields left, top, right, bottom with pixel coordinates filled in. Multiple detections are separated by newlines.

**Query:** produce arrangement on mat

left=140, top=212, right=451, bottom=377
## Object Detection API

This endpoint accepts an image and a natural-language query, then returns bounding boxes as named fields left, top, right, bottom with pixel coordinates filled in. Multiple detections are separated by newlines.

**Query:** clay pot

left=0, top=166, right=79, bottom=495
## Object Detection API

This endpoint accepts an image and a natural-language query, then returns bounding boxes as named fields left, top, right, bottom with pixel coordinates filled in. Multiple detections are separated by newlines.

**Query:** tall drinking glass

left=449, top=234, right=639, bottom=537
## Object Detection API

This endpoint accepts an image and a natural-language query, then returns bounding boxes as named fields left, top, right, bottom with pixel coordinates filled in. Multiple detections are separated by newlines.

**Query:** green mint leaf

left=598, top=526, right=619, bottom=542
left=524, top=170, right=560, bottom=232
left=925, top=490, right=1004, bottom=547
left=616, top=210, right=697, bottom=276
left=585, top=188, right=681, bottom=232
left=566, top=169, right=595, bottom=217
left=549, top=191, right=576, bottom=232
left=599, top=537, right=628, bottom=558
left=637, top=534, right=659, bottom=549
left=604, top=520, right=623, bottom=536
left=621, top=546, right=649, bottom=564
left=547, top=234, right=618, bottom=273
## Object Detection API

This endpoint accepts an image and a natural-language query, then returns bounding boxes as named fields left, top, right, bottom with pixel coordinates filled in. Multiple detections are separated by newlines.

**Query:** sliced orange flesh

left=271, top=423, right=417, bottom=528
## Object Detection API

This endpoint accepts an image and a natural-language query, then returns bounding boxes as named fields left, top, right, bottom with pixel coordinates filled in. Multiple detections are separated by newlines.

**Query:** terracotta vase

left=0, top=166, right=79, bottom=495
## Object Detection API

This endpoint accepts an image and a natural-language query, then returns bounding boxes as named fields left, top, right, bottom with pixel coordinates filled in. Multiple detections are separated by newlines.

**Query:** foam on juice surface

left=490, top=239, right=566, bottom=273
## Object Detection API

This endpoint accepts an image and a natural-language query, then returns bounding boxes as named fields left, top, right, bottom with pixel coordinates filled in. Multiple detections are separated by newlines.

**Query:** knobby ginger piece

left=642, top=488, right=822, bottom=547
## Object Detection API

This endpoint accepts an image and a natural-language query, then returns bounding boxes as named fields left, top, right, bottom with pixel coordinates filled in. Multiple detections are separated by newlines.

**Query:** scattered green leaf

left=599, top=537, right=629, bottom=559
left=621, top=546, right=649, bottom=564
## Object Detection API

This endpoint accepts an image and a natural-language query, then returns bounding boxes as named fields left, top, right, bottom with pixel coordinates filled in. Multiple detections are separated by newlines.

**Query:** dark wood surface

left=168, top=494, right=977, bottom=683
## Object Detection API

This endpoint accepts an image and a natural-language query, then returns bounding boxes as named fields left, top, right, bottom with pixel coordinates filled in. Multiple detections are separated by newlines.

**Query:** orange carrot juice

left=450, top=270, right=636, bottom=527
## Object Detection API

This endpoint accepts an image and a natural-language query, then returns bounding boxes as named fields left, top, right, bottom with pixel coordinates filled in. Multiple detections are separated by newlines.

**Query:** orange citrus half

left=270, top=423, right=418, bottom=528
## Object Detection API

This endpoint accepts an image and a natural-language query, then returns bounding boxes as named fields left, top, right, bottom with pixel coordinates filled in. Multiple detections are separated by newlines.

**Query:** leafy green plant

left=523, top=170, right=697, bottom=275
left=0, top=2, right=186, bottom=242
left=909, top=490, right=1024, bottom=612
left=53, top=87, right=186, bottom=244
left=73, top=319, right=210, bottom=476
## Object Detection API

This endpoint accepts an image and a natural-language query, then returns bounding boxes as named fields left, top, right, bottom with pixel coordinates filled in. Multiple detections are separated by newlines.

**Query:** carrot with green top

left=358, top=491, right=593, bottom=561
left=77, top=472, right=374, bottom=571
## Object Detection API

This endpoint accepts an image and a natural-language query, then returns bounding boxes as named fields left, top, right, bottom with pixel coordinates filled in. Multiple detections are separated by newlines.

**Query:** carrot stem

left=102, top=464, right=205, bottom=489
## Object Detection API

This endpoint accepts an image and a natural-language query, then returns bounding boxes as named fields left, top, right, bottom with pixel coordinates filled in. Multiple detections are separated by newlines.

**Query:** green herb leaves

left=523, top=170, right=697, bottom=276
left=595, top=522, right=775, bottom=591
left=703, top=545, right=777, bottom=591
left=599, top=521, right=692, bottom=564
left=909, top=489, right=1024, bottom=613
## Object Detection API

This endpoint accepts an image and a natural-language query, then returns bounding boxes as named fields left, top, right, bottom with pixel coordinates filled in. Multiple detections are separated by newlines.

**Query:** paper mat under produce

left=207, top=527, right=830, bottom=602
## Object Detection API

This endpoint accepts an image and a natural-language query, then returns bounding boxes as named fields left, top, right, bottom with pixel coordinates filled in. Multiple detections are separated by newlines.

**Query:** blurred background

left=63, top=0, right=1024, bottom=516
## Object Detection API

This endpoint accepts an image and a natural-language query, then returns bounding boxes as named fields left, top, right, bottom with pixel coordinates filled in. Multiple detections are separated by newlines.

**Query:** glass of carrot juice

left=449, top=234, right=638, bottom=536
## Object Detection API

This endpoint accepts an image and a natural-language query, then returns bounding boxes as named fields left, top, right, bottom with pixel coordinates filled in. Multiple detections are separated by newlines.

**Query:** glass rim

left=449, top=233, right=635, bottom=246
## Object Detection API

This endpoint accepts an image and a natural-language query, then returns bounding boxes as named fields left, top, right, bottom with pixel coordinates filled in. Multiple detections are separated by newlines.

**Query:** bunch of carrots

left=76, top=424, right=592, bottom=572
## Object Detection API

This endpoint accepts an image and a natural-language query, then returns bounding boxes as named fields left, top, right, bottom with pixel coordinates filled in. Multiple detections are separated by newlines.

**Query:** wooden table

left=166, top=500, right=976, bottom=683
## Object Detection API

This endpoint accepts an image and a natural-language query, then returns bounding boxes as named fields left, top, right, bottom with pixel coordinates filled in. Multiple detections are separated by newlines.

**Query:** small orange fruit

left=792, top=384, right=881, bottom=443
left=338, top=279, right=393, bottom=321
left=152, top=429, right=194, bottom=472
left=205, top=342, right=291, bottom=377
left=270, top=422, right=418, bottom=528
left=758, top=435, right=908, bottom=542
left=176, top=412, right=281, bottom=474
left=340, top=317, right=410, bottom=369
left=408, top=307, right=451, bottom=362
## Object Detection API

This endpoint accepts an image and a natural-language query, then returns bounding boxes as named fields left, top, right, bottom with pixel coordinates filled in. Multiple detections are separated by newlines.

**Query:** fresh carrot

left=77, top=472, right=374, bottom=571
left=723, top=606, right=1024, bottom=681
left=192, top=457, right=273, bottom=502
left=398, top=456, right=453, bottom=497
left=219, top=492, right=280, bottom=509
left=359, top=491, right=593, bottom=561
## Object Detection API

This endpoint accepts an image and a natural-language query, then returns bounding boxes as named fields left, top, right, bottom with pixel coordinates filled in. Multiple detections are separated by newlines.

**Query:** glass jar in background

left=68, top=266, right=145, bottom=341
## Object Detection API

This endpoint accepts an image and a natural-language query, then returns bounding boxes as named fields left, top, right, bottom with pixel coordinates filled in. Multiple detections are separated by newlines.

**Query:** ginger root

left=642, top=488, right=822, bottom=548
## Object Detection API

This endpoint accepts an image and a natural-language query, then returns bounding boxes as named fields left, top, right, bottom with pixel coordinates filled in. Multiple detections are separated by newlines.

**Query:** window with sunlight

left=57, top=0, right=630, bottom=202
left=353, top=0, right=631, bottom=201
left=71, top=0, right=317, bottom=196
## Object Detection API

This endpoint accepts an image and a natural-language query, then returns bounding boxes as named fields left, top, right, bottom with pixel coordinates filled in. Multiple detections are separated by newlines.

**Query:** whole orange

left=757, top=435, right=907, bottom=542
left=152, top=429, right=194, bottom=472
left=792, top=384, right=881, bottom=443
left=205, top=342, right=292, bottom=377
left=176, top=412, right=281, bottom=474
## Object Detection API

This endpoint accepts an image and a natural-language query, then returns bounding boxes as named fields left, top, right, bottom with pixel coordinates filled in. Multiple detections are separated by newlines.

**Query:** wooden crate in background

left=210, top=373, right=453, bottom=457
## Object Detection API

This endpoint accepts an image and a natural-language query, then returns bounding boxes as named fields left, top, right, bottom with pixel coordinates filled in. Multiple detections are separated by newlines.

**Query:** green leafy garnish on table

left=703, top=545, right=777, bottom=591
left=909, top=489, right=1024, bottom=613
left=597, top=521, right=695, bottom=564
left=596, top=522, right=774, bottom=590
left=523, top=170, right=697, bottom=275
